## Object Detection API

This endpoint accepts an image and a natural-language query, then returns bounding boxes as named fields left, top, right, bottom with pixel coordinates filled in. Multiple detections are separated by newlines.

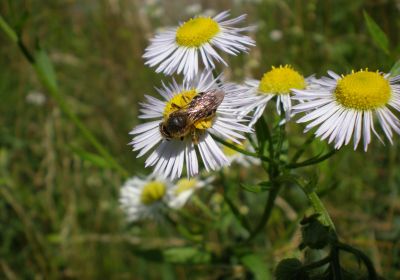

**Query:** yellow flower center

left=176, top=17, right=220, bottom=47
left=163, top=89, right=214, bottom=131
left=140, top=181, right=166, bottom=205
left=174, top=178, right=198, bottom=195
left=258, top=65, right=306, bottom=95
left=334, top=70, right=391, bottom=110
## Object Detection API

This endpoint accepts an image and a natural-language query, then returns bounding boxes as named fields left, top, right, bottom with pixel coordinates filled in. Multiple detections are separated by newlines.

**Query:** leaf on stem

left=390, top=59, right=400, bottom=77
left=69, top=146, right=115, bottom=169
left=241, top=254, right=272, bottom=280
left=163, top=247, right=211, bottom=264
left=363, top=11, right=390, bottom=55
left=34, top=49, right=58, bottom=91
left=240, top=181, right=271, bottom=193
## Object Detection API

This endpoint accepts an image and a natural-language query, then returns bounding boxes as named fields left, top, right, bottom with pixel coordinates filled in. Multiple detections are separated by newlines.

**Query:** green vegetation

left=1, top=0, right=399, bottom=278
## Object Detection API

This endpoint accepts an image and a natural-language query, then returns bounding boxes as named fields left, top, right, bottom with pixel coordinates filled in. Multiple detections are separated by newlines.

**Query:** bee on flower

left=292, top=70, right=400, bottom=151
left=129, top=71, right=256, bottom=179
left=243, top=65, right=317, bottom=126
left=143, top=11, right=255, bottom=81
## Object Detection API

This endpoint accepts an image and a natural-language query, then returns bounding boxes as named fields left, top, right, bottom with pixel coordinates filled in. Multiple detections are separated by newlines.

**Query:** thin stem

left=191, top=195, right=215, bottom=220
left=337, top=242, right=378, bottom=280
left=213, top=135, right=271, bottom=163
left=302, top=255, right=331, bottom=271
left=0, top=16, right=129, bottom=178
left=290, top=133, right=315, bottom=163
left=0, top=15, right=17, bottom=43
left=286, top=149, right=336, bottom=169
left=220, top=171, right=252, bottom=233
left=246, top=183, right=281, bottom=242
left=307, top=191, right=336, bottom=231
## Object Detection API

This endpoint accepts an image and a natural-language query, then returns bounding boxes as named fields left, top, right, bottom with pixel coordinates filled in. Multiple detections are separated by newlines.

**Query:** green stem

left=0, top=15, right=17, bottom=43
left=290, top=133, right=315, bottom=163
left=307, top=191, right=336, bottom=231
left=287, top=149, right=336, bottom=169
left=213, top=135, right=271, bottom=163
left=191, top=195, right=215, bottom=220
left=337, top=242, right=378, bottom=279
left=0, top=15, right=128, bottom=178
left=246, top=183, right=281, bottom=242
left=35, top=64, right=128, bottom=177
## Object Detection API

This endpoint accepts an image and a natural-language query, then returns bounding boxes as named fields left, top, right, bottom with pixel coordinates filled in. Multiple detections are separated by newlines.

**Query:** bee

left=159, top=89, right=224, bottom=144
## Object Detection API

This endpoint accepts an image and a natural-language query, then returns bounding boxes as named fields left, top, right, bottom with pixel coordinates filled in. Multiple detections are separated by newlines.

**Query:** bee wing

left=186, top=90, right=224, bottom=123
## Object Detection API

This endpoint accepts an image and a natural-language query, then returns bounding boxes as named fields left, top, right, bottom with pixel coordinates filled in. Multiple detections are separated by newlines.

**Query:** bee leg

left=171, top=103, right=181, bottom=109
left=191, top=130, right=199, bottom=145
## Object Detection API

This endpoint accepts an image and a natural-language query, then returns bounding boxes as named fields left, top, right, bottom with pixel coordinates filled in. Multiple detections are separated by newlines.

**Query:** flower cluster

left=122, top=9, right=400, bottom=221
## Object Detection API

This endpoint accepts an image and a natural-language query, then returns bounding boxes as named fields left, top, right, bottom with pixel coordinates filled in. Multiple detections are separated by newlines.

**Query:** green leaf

left=69, top=146, right=115, bottom=169
left=390, top=60, right=400, bottom=77
left=34, top=49, right=58, bottom=91
left=241, top=184, right=262, bottom=193
left=363, top=11, right=390, bottom=55
left=241, top=254, right=272, bottom=280
left=241, top=181, right=271, bottom=193
left=275, top=258, right=309, bottom=280
left=163, top=247, right=211, bottom=264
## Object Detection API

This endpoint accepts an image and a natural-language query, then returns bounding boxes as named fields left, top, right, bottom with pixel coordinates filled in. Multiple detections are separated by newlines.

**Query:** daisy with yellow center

left=143, top=11, right=254, bottom=81
left=168, top=177, right=213, bottom=209
left=292, top=70, right=400, bottom=151
left=243, top=65, right=315, bottom=126
left=119, top=175, right=171, bottom=222
left=129, top=71, right=255, bottom=179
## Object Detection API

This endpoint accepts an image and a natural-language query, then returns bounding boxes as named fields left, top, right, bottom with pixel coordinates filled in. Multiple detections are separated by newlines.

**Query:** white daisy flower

left=143, top=10, right=255, bottom=81
left=243, top=65, right=316, bottom=126
left=292, top=70, right=400, bottom=151
left=129, top=71, right=255, bottom=179
left=168, top=177, right=212, bottom=209
left=119, top=174, right=172, bottom=222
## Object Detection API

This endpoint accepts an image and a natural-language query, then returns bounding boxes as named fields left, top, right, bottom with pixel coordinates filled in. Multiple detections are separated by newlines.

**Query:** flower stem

left=0, top=15, right=129, bottom=178
left=213, top=135, right=271, bottom=163
left=246, top=182, right=281, bottom=242
left=307, top=191, right=336, bottom=231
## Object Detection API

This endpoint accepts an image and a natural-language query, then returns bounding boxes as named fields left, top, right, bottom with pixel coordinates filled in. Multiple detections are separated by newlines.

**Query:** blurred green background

left=1, top=0, right=399, bottom=278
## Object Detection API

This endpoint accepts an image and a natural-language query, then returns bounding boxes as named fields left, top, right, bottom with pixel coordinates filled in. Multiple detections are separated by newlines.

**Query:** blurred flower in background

left=143, top=10, right=255, bottom=81
left=222, top=140, right=260, bottom=167
left=168, top=177, right=212, bottom=208
left=26, top=91, right=46, bottom=106
left=293, top=70, right=400, bottom=151
left=120, top=174, right=212, bottom=222
left=269, top=29, right=283, bottom=42
left=119, top=174, right=172, bottom=222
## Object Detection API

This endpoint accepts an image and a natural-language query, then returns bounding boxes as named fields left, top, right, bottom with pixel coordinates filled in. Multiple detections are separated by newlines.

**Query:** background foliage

left=1, top=0, right=399, bottom=279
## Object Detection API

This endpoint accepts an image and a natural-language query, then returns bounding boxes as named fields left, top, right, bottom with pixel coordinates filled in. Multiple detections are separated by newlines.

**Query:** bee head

left=159, top=113, right=188, bottom=139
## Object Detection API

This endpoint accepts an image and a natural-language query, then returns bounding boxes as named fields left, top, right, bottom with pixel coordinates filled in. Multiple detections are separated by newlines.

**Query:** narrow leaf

left=69, top=146, right=115, bottom=169
left=163, top=247, right=211, bottom=264
left=363, top=11, right=390, bottom=55
left=34, top=49, right=58, bottom=91
left=390, top=60, right=400, bottom=77
left=241, top=254, right=272, bottom=280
